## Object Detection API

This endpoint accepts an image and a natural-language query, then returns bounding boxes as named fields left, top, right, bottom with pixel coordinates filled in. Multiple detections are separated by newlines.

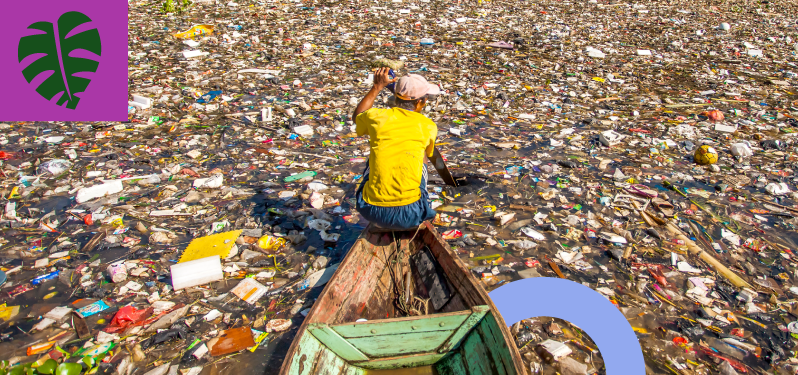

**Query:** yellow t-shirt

left=356, top=108, right=437, bottom=207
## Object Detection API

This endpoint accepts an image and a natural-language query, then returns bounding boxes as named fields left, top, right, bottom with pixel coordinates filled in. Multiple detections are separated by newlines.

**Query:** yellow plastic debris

left=8, top=187, right=20, bottom=200
left=179, top=230, right=242, bottom=263
left=173, top=24, right=214, bottom=39
left=0, top=304, right=20, bottom=321
left=257, top=234, right=286, bottom=252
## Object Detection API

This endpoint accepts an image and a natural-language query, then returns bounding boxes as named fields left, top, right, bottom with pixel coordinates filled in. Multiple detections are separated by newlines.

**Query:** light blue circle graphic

left=489, top=277, right=645, bottom=374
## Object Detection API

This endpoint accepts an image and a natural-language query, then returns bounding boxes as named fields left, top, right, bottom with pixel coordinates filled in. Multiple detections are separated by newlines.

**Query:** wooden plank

left=287, top=332, right=325, bottom=375
left=462, top=330, right=491, bottom=375
left=438, top=306, right=489, bottom=353
left=313, top=345, right=347, bottom=375
left=436, top=352, right=468, bottom=375
left=354, top=352, right=447, bottom=370
left=363, top=247, right=396, bottom=320
left=484, top=305, right=527, bottom=375
left=308, top=324, right=370, bottom=362
left=335, top=230, right=396, bottom=323
left=281, top=230, right=375, bottom=375
left=347, top=331, right=455, bottom=357
left=307, top=238, right=371, bottom=324
left=479, top=313, right=518, bottom=375
left=362, top=280, right=390, bottom=321
left=359, top=228, right=415, bottom=321
left=476, top=315, right=508, bottom=375
left=332, top=310, right=471, bottom=338
left=341, top=365, right=366, bottom=375
left=335, top=240, right=391, bottom=323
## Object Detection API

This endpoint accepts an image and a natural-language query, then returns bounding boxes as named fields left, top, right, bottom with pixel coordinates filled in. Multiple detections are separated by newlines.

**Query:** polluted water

left=513, top=317, right=605, bottom=374
left=0, top=0, right=798, bottom=373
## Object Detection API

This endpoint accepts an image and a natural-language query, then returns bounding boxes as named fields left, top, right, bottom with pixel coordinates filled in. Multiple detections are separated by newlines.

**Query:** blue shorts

left=356, top=163, right=436, bottom=230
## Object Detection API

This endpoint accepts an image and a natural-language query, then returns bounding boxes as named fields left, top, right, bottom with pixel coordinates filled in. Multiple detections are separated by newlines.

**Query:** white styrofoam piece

left=131, top=94, right=152, bottom=109
left=44, top=306, right=73, bottom=323
left=294, top=125, right=314, bottom=136
left=76, top=180, right=124, bottom=203
left=170, top=256, right=224, bottom=290
left=538, top=339, right=573, bottom=361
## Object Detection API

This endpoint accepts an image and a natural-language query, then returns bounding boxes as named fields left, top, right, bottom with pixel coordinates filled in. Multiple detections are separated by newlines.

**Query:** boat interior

left=282, top=223, right=522, bottom=375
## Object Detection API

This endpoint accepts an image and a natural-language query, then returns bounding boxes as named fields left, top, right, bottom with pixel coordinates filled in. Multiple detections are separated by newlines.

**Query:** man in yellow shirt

left=352, top=68, right=440, bottom=229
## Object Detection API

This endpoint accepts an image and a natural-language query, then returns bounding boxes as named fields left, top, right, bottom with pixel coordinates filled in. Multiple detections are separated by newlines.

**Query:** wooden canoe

left=279, top=221, right=527, bottom=375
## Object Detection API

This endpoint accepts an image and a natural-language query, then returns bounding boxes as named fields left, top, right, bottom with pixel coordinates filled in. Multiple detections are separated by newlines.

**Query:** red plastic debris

left=103, top=306, right=153, bottom=333
left=0, top=151, right=19, bottom=160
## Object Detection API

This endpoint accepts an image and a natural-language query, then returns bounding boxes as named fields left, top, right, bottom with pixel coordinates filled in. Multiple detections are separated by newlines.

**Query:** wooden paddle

left=427, top=147, right=458, bottom=187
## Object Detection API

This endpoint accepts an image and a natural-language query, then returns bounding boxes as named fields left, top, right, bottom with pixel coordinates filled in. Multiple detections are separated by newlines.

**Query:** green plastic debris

left=284, top=170, right=317, bottom=182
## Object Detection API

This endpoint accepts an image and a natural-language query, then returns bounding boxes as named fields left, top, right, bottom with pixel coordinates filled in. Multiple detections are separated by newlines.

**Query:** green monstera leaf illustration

left=17, top=11, right=102, bottom=110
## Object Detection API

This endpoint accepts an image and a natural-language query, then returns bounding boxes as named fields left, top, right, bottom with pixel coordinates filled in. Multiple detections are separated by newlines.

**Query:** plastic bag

left=37, top=159, right=72, bottom=176
left=730, top=143, right=753, bottom=157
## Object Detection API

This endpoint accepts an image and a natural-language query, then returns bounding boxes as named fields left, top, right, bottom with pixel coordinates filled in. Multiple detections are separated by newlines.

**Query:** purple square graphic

left=0, top=0, right=128, bottom=121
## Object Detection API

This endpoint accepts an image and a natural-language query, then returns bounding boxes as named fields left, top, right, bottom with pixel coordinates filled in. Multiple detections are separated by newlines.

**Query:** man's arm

left=425, top=123, right=438, bottom=158
left=352, top=67, right=397, bottom=124
left=352, top=86, right=381, bottom=124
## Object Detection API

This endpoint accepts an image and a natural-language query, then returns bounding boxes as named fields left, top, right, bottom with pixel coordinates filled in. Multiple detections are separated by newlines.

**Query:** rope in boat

left=382, top=227, right=430, bottom=317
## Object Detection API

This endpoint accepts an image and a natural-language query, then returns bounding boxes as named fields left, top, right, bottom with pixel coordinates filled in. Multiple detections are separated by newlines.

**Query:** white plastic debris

left=38, top=159, right=72, bottom=175
left=182, top=50, right=208, bottom=58
left=44, top=306, right=73, bottom=323
left=520, top=227, right=546, bottom=241
left=494, top=211, right=515, bottom=226
left=265, top=319, right=293, bottom=333
left=170, top=256, right=224, bottom=290
left=766, top=182, right=791, bottom=195
left=129, top=94, right=152, bottom=109
left=730, top=142, right=753, bottom=157
left=599, top=232, right=627, bottom=244
left=537, top=340, right=572, bottom=361
left=33, top=318, right=56, bottom=331
left=309, top=192, right=324, bottom=209
left=320, top=231, right=340, bottom=242
left=307, top=182, right=329, bottom=192
left=714, top=124, right=737, bottom=133
left=585, top=47, right=605, bottom=58
left=231, top=278, right=269, bottom=304
left=294, top=125, right=314, bottom=137
left=308, top=219, right=332, bottom=231
left=598, top=130, right=625, bottom=147
left=193, top=174, right=224, bottom=189
left=203, top=309, right=223, bottom=321
left=677, top=262, right=702, bottom=274
left=76, top=180, right=124, bottom=203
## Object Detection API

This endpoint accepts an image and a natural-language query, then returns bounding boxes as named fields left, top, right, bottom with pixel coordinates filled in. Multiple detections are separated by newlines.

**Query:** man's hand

left=353, top=68, right=398, bottom=124
left=372, top=67, right=397, bottom=90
